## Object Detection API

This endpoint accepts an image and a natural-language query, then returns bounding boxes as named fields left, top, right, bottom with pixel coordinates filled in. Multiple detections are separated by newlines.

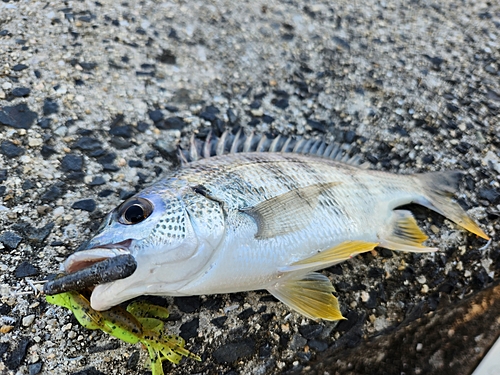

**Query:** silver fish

left=57, top=133, right=489, bottom=320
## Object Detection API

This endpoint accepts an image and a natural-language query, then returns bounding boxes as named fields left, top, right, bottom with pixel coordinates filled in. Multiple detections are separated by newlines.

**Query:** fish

left=45, top=131, right=489, bottom=320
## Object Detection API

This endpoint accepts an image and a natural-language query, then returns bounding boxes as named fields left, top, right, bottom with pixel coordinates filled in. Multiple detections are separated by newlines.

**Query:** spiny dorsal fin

left=178, top=129, right=368, bottom=167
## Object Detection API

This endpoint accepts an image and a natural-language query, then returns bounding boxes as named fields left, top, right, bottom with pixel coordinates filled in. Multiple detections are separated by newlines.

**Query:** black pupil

left=125, top=204, right=145, bottom=224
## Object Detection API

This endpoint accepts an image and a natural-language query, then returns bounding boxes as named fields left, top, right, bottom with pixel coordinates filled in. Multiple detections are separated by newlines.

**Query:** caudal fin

left=415, top=171, right=489, bottom=239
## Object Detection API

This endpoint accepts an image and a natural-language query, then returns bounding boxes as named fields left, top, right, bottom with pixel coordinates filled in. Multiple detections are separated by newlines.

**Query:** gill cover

left=89, top=181, right=226, bottom=311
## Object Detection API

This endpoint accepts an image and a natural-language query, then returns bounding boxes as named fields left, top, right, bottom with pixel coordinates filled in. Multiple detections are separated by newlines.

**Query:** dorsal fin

left=178, top=129, right=368, bottom=167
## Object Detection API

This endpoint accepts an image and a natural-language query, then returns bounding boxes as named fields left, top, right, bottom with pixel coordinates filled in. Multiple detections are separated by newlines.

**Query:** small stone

left=156, top=49, right=176, bottom=64
left=179, top=318, right=199, bottom=340
left=157, top=116, right=186, bottom=130
left=28, top=138, right=43, bottom=147
left=272, top=97, right=289, bottom=109
left=0, top=141, right=25, bottom=157
left=43, top=99, right=59, bottom=115
left=0, top=103, right=38, bottom=129
left=0, top=231, right=23, bottom=250
left=306, top=119, right=326, bottom=132
left=11, top=87, right=31, bottom=97
left=61, top=154, right=83, bottom=172
left=227, top=108, right=238, bottom=124
left=22, top=314, right=35, bottom=327
left=308, top=339, right=328, bottom=352
left=136, top=121, right=149, bottom=132
left=262, top=114, right=275, bottom=124
left=238, top=308, right=255, bottom=320
left=174, top=296, right=201, bottom=313
left=109, top=125, right=134, bottom=138
left=5, top=337, right=30, bottom=370
left=15, top=261, right=39, bottom=278
left=298, top=324, right=323, bottom=339
left=29, top=362, right=43, bottom=375
left=71, top=199, right=96, bottom=212
left=211, top=316, right=227, bottom=328
left=213, top=338, right=256, bottom=363
left=478, top=188, right=500, bottom=204
left=41, top=184, right=62, bottom=202
left=12, top=64, right=29, bottom=71
left=72, top=136, right=102, bottom=151
left=148, top=109, right=164, bottom=122
left=128, top=160, right=143, bottom=168
left=88, top=176, right=106, bottom=186
left=2, top=82, right=12, bottom=90
left=40, top=145, right=57, bottom=158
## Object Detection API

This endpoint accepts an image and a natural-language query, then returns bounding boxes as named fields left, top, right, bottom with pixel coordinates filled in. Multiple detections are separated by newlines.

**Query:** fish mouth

left=43, top=239, right=137, bottom=296
left=63, top=239, right=133, bottom=273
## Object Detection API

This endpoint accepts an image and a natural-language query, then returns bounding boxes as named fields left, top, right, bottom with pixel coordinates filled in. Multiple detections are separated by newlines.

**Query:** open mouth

left=43, top=240, right=137, bottom=296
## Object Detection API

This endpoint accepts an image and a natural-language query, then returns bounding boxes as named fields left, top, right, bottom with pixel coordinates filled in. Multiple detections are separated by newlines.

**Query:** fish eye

left=118, top=198, right=154, bottom=225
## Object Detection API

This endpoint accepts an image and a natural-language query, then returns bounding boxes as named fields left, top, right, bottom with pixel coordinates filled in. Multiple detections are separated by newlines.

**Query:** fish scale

left=47, top=139, right=489, bottom=320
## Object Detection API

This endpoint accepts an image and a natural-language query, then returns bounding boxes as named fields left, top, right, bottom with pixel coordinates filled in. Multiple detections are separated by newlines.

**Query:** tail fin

left=415, top=171, right=489, bottom=239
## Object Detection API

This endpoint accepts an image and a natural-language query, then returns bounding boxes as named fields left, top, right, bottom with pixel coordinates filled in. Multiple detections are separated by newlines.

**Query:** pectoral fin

left=379, top=210, right=437, bottom=252
left=268, top=272, right=345, bottom=321
left=279, top=240, right=379, bottom=273
left=242, top=182, right=340, bottom=239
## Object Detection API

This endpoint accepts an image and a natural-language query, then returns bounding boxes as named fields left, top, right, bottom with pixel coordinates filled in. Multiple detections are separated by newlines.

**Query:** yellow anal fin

left=379, top=210, right=437, bottom=253
left=279, top=240, right=378, bottom=273
left=268, top=272, right=345, bottom=321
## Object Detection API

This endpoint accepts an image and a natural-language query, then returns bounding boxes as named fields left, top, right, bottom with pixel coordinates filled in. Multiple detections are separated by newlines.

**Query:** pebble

left=5, top=337, right=30, bottom=370
left=28, top=137, right=43, bottom=147
left=272, top=98, right=289, bottom=109
left=174, top=296, right=201, bottom=313
left=41, top=184, right=62, bottom=202
left=0, top=231, right=23, bottom=250
left=0, top=141, right=25, bottom=157
left=88, top=176, right=106, bottom=186
left=14, top=261, right=39, bottom=278
left=157, top=116, right=186, bottom=130
left=71, top=199, right=96, bottom=212
left=22, top=314, right=35, bottom=327
left=298, top=324, right=323, bottom=339
left=1, top=82, right=12, bottom=90
left=179, top=318, right=199, bottom=340
left=28, top=362, right=43, bottom=375
left=0, top=103, right=38, bottom=129
left=43, top=99, right=59, bottom=115
left=478, top=188, right=500, bottom=204
left=60, top=154, right=83, bottom=172
left=148, top=109, right=164, bottom=122
left=12, top=64, right=28, bottom=71
left=213, top=338, right=256, bottom=363
left=109, top=125, right=135, bottom=138
left=11, top=87, right=31, bottom=97
left=72, top=136, right=102, bottom=151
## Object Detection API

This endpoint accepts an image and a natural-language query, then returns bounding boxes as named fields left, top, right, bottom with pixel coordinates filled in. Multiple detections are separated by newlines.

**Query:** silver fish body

left=63, top=151, right=488, bottom=320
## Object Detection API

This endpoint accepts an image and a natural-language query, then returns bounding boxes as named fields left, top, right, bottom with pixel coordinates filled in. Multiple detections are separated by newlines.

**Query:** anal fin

left=279, top=240, right=379, bottom=273
left=268, top=272, right=345, bottom=321
left=379, top=210, right=437, bottom=252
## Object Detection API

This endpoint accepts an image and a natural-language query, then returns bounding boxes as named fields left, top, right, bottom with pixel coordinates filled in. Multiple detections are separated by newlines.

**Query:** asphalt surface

left=1, top=1, right=499, bottom=374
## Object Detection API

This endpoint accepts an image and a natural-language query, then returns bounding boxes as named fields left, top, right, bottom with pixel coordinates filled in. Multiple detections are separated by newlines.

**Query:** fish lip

left=63, top=239, right=133, bottom=274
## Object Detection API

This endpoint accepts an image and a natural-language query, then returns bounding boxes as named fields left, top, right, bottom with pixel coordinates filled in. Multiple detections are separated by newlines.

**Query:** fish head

left=63, top=179, right=226, bottom=311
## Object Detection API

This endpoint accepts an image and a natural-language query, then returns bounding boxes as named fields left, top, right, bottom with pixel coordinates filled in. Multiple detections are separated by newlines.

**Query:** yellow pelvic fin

left=268, top=272, right=345, bottom=321
left=279, top=240, right=379, bottom=273
left=379, top=210, right=437, bottom=253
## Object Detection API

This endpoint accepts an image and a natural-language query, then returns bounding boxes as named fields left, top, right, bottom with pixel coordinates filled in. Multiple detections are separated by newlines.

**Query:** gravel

left=0, top=1, right=499, bottom=375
